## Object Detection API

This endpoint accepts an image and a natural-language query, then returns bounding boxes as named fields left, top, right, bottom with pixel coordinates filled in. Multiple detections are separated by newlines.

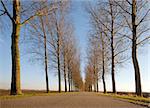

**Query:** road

left=0, top=92, right=146, bottom=108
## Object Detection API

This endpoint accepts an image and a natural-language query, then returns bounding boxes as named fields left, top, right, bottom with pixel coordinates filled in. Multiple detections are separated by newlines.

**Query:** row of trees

left=84, top=0, right=150, bottom=96
left=0, top=0, right=83, bottom=95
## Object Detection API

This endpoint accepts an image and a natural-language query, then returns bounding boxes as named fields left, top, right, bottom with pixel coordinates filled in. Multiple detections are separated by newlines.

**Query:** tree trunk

left=111, top=31, right=116, bottom=94
left=89, top=85, right=92, bottom=92
left=93, top=64, right=96, bottom=92
left=57, top=36, right=61, bottom=93
left=40, top=16, right=49, bottom=93
left=70, top=71, right=73, bottom=91
left=90, top=85, right=92, bottom=92
left=56, top=21, right=61, bottom=93
left=110, top=2, right=116, bottom=93
left=11, top=0, right=22, bottom=95
left=63, top=54, right=67, bottom=92
left=102, top=49, right=106, bottom=93
left=96, top=79, right=99, bottom=92
left=101, top=32, right=106, bottom=93
left=132, top=0, right=142, bottom=96
left=88, top=85, right=90, bottom=92
left=68, top=64, right=71, bottom=92
left=44, top=27, right=49, bottom=93
left=94, top=79, right=96, bottom=92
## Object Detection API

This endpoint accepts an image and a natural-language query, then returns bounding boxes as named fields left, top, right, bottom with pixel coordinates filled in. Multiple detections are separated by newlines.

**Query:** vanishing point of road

left=0, top=92, right=146, bottom=108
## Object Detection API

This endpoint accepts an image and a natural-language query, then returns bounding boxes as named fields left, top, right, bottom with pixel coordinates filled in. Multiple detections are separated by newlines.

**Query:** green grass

left=98, top=93, right=150, bottom=107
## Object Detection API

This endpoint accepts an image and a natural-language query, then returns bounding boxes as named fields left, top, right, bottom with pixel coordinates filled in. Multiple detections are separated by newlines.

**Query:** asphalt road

left=0, top=92, right=146, bottom=108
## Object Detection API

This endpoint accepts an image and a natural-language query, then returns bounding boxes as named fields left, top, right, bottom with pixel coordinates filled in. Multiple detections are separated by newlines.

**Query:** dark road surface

left=0, top=92, right=146, bottom=108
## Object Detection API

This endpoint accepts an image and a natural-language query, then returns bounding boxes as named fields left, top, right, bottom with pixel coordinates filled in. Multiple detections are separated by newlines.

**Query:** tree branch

left=137, top=9, right=150, bottom=27
left=21, top=5, right=57, bottom=26
left=0, top=0, right=15, bottom=23
left=88, top=6, right=111, bottom=32
left=116, top=32, right=132, bottom=40
left=114, top=1, right=132, bottom=15
left=137, top=36, right=150, bottom=45
left=137, top=28, right=150, bottom=38
left=114, top=48, right=128, bottom=57
left=122, top=13, right=132, bottom=30
left=125, top=0, right=132, bottom=5
left=115, top=56, right=131, bottom=64
left=0, top=10, right=5, bottom=16
left=21, top=13, right=40, bottom=25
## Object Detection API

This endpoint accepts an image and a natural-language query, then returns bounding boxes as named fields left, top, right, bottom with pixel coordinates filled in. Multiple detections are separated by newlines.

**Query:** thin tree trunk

left=70, top=71, right=73, bottom=91
left=110, top=2, right=116, bottom=93
left=132, top=0, right=142, bottom=96
left=44, top=26, right=49, bottom=93
left=63, top=54, right=67, bottom=92
left=96, top=79, right=99, bottom=92
left=11, top=0, right=22, bottom=95
left=68, top=64, right=71, bottom=92
left=111, top=27, right=116, bottom=94
left=94, top=78, right=96, bottom=92
left=57, top=36, right=61, bottom=93
left=40, top=16, right=49, bottom=93
left=90, top=85, right=92, bottom=92
left=56, top=21, right=61, bottom=93
left=102, top=70, right=106, bottom=93
left=102, top=48, right=106, bottom=93
left=100, top=32, right=106, bottom=93
left=88, top=85, right=90, bottom=92
left=93, top=64, right=96, bottom=92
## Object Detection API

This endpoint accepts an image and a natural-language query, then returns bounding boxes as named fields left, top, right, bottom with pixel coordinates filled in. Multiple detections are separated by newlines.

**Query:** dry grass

left=98, top=93, right=150, bottom=107
left=0, top=89, right=79, bottom=99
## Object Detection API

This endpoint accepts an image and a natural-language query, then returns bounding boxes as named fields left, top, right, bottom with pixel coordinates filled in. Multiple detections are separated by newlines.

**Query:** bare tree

left=0, top=0, right=56, bottom=95
left=47, top=0, right=70, bottom=92
left=115, top=0, right=150, bottom=96
left=61, top=23, right=74, bottom=92
left=85, top=64, right=93, bottom=92
left=62, top=38, right=67, bottom=92
left=26, top=2, right=51, bottom=93
left=71, top=55, right=83, bottom=91
left=59, top=20, right=83, bottom=92
left=100, top=32, right=107, bottom=93
left=66, top=37, right=76, bottom=92
left=85, top=36, right=101, bottom=92
left=85, top=0, right=129, bottom=93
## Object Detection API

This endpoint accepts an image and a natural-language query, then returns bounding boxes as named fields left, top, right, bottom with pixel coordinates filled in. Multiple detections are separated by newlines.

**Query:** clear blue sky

left=0, top=1, right=149, bottom=92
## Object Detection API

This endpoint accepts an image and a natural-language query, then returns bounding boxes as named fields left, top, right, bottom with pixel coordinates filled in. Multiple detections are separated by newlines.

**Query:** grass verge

left=98, top=93, right=150, bottom=107
left=0, top=91, right=79, bottom=100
